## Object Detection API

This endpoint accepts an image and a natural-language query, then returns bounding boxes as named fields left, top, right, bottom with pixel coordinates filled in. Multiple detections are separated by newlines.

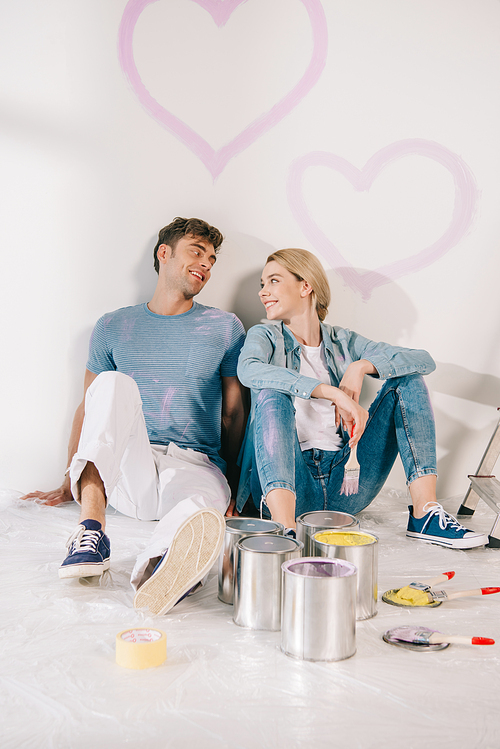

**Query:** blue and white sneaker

left=406, top=503, right=488, bottom=549
left=59, top=519, right=111, bottom=578
left=133, top=508, right=225, bottom=616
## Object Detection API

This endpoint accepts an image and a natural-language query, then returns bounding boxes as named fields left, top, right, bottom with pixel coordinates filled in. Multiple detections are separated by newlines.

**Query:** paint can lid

left=225, top=517, right=283, bottom=534
left=297, top=510, right=358, bottom=528
left=239, top=535, right=302, bottom=553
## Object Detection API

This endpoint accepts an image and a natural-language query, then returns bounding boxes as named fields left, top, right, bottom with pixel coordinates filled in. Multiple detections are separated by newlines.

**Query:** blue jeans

left=250, top=375, right=437, bottom=517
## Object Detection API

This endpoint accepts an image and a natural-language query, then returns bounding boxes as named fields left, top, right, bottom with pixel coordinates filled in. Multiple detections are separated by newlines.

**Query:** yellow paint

left=314, top=531, right=376, bottom=546
left=385, top=588, right=431, bottom=606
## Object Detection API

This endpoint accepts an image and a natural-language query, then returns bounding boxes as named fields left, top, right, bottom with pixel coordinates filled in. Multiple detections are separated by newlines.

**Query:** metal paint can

left=296, top=511, right=359, bottom=556
left=313, top=530, right=378, bottom=620
left=233, top=535, right=303, bottom=630
left=281, top=557, right=357, bottom=662
left=218, top=517, right=284, bottom=604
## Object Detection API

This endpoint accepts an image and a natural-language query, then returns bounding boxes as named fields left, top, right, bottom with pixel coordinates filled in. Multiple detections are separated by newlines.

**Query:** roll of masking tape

left=116, top=628, right=167, bottom=669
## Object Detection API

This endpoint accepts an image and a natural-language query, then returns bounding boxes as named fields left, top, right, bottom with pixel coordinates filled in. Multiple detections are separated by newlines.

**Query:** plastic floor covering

left=1, top=487, right=500, bottom=749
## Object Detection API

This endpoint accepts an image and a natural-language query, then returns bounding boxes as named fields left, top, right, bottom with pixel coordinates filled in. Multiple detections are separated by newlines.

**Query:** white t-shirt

left=294, top=343, right=344, bottom=452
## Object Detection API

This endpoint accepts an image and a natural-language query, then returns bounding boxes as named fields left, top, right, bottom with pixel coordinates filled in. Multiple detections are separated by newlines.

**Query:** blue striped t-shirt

left=87, top=302, right=246, bottom=473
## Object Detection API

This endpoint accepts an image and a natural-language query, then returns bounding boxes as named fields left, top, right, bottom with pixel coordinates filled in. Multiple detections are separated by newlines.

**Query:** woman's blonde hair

left=266, top=248, right=330, bottom=322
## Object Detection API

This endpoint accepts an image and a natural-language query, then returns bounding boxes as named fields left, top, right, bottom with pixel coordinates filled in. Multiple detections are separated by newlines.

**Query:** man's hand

left=338, top=359, right=377, bottom=403
left=21, top=476, right=73, bottom=506
left=221, top=375, right=248, bottom=513
left=21, top=370, right=96, bottom=508
left=225, top=497, right=239, bottom=518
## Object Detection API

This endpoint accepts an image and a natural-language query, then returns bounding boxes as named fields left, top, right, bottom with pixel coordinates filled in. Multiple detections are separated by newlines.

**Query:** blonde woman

left=236, top=248, right=487, bottom=548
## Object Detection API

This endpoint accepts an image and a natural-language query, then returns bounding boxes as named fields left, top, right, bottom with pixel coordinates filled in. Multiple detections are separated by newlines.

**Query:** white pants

left=69, top=372, right=230, bottom=590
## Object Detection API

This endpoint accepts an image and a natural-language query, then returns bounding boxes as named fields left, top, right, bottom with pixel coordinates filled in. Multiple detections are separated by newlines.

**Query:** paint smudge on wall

left=118, top=0, right=328, bottom=180
left=287, top=139, right=479, bottom=300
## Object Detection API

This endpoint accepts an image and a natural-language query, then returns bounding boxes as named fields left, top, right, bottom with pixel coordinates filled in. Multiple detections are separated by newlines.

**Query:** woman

left=236, top=248, right=487, bottom=548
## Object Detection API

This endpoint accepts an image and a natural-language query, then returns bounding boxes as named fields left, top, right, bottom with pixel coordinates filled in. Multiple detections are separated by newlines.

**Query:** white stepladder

left=457, top=408, right=500, bottom=548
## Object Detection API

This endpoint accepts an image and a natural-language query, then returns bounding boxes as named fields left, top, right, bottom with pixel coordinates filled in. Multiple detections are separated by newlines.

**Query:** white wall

left=1, top=0, right=499, bottom=498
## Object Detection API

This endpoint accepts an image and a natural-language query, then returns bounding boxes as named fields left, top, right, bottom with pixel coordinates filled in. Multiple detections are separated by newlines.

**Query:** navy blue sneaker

left=284, top=528, right=296, bottom=539
left=406, top=504, right=488, bottom=549
left=59, top=519, right=111, bottom=578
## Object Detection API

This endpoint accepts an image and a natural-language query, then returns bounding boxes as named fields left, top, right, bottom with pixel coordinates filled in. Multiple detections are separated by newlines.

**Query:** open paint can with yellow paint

left=313, top=530, right=378, bottom=620
left=296, top=511, right=359, bottom=556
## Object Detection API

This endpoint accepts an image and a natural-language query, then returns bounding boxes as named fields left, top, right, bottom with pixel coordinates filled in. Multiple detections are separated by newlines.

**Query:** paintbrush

left=389, top=626, right=495, bottom=647
left=399, top=586, right=500, bottom=605
left=340, top=427, right=360, bottom=496
left=402, top=571, right=455, bottom=594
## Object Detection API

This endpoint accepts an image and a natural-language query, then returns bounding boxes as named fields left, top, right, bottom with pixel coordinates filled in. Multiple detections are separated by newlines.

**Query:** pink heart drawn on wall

left=287, top=140, right=479, bottom=300
left=118, top=0, right=328, bottom=180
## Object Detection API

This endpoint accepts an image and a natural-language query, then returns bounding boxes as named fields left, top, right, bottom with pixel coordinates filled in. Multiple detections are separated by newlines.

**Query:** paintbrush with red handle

left=390, top=626, right=495, bottom=646
left=420, top=586, right=500, bottom=603
left=406, top=571, right=455, bottom=592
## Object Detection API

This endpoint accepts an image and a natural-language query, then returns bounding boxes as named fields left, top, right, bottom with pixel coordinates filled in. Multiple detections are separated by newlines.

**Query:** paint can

left=281, top=558, right=357, bottom=662
left=218, top=517, right=284, bottom=605
left=233, top=535, right=303, bottom=630
left=296, top=510, right=360, bottom=556
left=313, top=530, right=378, bottom=620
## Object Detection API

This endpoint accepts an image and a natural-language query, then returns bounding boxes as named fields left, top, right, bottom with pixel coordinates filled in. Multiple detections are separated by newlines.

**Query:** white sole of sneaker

left=133, top=507, right=225, bottom=616
left=406, top=531, right=488, bottom=549
left=58, top=559, right=111, bottom=579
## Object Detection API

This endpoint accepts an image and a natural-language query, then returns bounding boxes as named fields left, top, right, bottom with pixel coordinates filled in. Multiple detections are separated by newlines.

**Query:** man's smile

left=189, top=270, right=205, bottom=281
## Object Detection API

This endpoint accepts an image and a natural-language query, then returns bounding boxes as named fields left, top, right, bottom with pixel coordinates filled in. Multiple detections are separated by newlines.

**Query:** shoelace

left=423, top=502, right=465, bottom=532
left=66, top=525, right=101, bottom=554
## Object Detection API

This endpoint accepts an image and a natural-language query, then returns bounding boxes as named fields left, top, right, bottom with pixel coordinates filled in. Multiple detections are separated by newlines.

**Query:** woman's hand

left=338, top=359, right=377, bottom=403
left=311, top=383, right=369, bottom=445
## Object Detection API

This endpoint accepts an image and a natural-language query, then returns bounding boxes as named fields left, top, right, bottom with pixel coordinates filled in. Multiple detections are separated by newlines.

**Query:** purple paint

left=257, top=391, right=280, bottom=458
left=118, top=0, right=328, bottom=180
left=121, top=317, right=136, bottom=342
left=287, top=139, right=479, bottom=300
left=191, top=0, right=250, bottom=28
left=161, top=386, right=178, bottom=419
left=181, top=419, right=193, bottom=438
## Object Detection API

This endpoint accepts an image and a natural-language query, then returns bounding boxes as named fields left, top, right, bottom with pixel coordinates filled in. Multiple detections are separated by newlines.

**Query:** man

left=23, top=217, right=247, bottom=616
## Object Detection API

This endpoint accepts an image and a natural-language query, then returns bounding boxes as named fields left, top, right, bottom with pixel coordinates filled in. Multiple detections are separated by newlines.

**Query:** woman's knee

left=255, top=388, right=294, bottom=412
left=254, top=390, right=297, bottom=439
left=379, top=374, right=431, bottom=404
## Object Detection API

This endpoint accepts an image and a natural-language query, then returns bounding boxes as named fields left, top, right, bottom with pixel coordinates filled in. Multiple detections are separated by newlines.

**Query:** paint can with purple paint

left=281, top=558, right=357, bottom=662
left=218, top=517, right=284, bottom=605
left=296, top=510, right=359, bottom=556
left=233, top=535, right=303, bottom=630
left=313, top=530, right=378, bottom=620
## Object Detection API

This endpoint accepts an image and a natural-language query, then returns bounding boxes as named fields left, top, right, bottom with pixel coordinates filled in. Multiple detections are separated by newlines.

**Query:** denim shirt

left=235, top=320, right=435, bottom=511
